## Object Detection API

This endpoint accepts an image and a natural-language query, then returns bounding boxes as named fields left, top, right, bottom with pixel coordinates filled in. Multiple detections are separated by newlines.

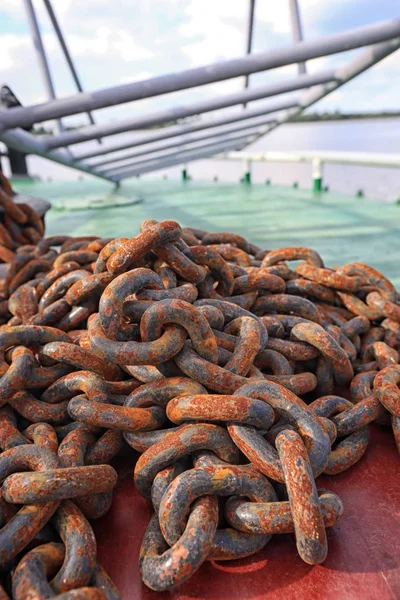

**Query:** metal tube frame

left=0, top=128, right=118, bottom=183
left=0, top=8, right=399, bottom=183
left=41, top=0, right=100, bottom=140
left=109, top=136, right=253, bottom=181
left=111, top=37, right=400, bottom=181
left=102, top=131, right=259, bottom=177
left=87, top=117, right=275, bottom=170
left=244, top=38, right=400, bottom=152
left=289, top=0, right=307, bottom=74
left=1, top=18, right=399, bottom=130
left=22, top=0, right=64, bottom=134
left=42, top=70, right=336, bottom=149
left=243, top=0, right=256, bottom=106
left=74, top=97, right=299, bottom=161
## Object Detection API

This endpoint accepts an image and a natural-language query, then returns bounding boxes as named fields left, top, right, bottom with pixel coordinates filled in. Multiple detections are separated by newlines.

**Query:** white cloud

left=253, top=2, right=291, bottom=35
left=0, top=34, right=31, bottom=71
left=52, top=28, right=153, bottom=62
left=111, top=31, right=154, bottom=62
left=119, top=72, right=154, bottom=84
left=179, top=2, right=246, bottom=65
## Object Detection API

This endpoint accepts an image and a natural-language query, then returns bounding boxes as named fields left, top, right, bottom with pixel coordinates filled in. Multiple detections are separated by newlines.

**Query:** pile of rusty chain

left=0, top=181, right=44, bottom=264
left=0, top=211, right=399, bottom=596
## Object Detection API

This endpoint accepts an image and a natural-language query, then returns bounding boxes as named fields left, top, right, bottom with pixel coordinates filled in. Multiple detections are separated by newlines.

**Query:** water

left=5, top=118, right=400, bottom=202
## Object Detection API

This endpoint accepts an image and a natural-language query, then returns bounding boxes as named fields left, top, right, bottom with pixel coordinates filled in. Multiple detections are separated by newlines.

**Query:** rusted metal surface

left=0, top=199, right=399, bottom=597
left=225, top=489, right=343, bottom=534
left=2, top=464, right=118, bottom=504
left=276, top=429, right=327, bottom=564
left=139, top=499, right=218, bottom=591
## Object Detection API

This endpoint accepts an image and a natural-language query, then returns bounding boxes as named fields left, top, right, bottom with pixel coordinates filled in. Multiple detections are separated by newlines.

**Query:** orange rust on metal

left=374, top=365, right=400, bottom=417
left=291, top=322, right=354, bottom=386
left=0, top=205, right=399, bottom=595
left=296, top=263, right=364, bottom=292
left=261, top=246, right=323, bottom=268
left=107, top=221, right=181, bottom=276
left=225, top=489, right=343, bottom=534
left=2, top=464, right=118, bottom=504
left=276, top=429, right=327, bottom=565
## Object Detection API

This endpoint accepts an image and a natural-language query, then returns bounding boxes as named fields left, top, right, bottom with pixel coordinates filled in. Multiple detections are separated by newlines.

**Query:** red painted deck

left=94, top=425, right=400, bottom=600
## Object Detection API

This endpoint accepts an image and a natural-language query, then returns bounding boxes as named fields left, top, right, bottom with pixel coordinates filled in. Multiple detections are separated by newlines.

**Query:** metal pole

left=0, top=85, right=30, bottom=177
left=41, top=0, right=100, bottom=141
left=74, top=97, right=299, bottom=161
left=22, top=0, right=64, bottom=134
left=43, top=70, right=336, bottom=148
left=242, top=157, right=252, bottom=184
left=181, top=164, right=190, bottom=182
left=243, top=0, right=256, bottom=106
left=0, top=128, right=118, bottom=183
left=112, top=137, right=253, bottom=181
left=87, top=117, right=272, bottom=169
left=232, top=37, right=400, bottom=152
left=106, top=137, right=254, bottom=180
left=288, top=0, right=307, bottom=74
left=312, top=157, right=323, bottom=191
left=1, top=18, right=399, bottom=130
left=103, top=131, right=257, bottom=177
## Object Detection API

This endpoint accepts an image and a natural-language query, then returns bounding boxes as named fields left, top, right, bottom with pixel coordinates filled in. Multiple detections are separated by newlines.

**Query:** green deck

left=12, top=178, right=400, bottom=287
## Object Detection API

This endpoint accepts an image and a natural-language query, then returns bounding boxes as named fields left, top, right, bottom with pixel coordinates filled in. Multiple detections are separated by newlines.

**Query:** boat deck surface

left=13, top=178, right=400, bottom=287
left=93, top=426, right=399, bottom=600
left=12, top=178, right=400, bottom=599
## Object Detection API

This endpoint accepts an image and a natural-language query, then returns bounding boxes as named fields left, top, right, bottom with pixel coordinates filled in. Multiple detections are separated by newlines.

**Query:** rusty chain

left=0, top=182, right=398, bottom=595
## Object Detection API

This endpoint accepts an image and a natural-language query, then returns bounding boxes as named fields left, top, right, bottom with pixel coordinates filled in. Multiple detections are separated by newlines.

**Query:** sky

left=0, top=0, right=399, bottom=175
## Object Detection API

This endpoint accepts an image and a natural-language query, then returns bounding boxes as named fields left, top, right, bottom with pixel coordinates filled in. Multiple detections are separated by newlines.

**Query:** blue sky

left=0, top=0, right=399, bottom=132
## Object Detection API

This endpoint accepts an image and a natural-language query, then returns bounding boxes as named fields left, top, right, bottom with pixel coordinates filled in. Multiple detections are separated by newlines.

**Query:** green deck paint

left=313, top=177, right=322, bottom=192
left=12, top=178, right=400, bottom=287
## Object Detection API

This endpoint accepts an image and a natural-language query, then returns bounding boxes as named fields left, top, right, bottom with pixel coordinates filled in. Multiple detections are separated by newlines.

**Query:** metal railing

left=0, top=0, right=399, bottom=185
left=218, top=150, right=400, bottom=191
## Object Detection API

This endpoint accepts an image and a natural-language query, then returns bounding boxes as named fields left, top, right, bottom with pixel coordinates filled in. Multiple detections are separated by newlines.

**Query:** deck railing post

left=181, top=165, right=191, bottom=182
left=312, top=157, right=323, bottom=191
left=241, top=158, right=252, bottom=184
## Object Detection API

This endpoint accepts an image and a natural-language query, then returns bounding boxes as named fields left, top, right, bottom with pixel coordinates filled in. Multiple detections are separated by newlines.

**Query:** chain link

left=0, top=181, right=398, bottom=594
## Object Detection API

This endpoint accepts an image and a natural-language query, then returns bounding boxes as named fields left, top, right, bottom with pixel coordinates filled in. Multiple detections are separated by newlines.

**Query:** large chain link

left=0, top=182, right=398, bottom=595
